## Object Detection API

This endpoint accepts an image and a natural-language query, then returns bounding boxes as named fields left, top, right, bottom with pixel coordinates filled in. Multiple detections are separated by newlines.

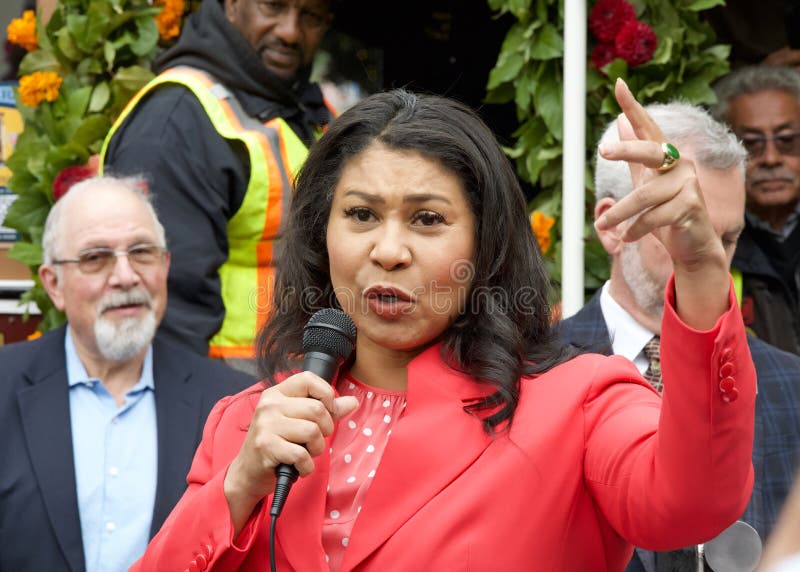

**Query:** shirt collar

left=745, top=202, right=800, bottom=241
left=599, top=281, right=657, bottom=364
left=64, top=326, right=154, bottom=391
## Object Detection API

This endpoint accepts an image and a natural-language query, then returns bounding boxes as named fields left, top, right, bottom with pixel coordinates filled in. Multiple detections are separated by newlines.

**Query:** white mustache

left=97, top=289, right=152, bottom=314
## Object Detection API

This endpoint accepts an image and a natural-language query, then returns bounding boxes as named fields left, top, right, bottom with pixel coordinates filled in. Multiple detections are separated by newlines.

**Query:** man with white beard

left=558, top=102, right=800, bottom=571
left=0, top=176, right=253, bottom=572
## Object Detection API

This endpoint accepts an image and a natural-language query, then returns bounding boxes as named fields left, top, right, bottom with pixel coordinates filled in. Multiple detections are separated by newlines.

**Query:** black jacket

left=733, top=221, right=800, bottom=355
left=103, top=0, right=331, bottom=355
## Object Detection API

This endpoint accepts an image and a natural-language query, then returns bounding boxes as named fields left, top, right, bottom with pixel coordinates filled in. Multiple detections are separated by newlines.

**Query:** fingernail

left=594, top=216, right=607, bottom=230
left=598, top=142, right=610, bottom=155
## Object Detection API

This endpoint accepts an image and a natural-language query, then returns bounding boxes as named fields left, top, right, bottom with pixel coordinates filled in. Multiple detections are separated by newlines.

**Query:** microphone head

left=704, top=520, right=762, bottom=572
left=302, top=308, right=357, bottom=361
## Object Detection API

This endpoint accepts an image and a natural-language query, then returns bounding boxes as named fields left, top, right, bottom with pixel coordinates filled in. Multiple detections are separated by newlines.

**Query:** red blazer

left=133, top=285, right=755, bottom=571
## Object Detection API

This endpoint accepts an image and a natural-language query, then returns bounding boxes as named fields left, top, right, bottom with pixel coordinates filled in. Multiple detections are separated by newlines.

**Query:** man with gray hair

left=0, top=175, right=253, bottom=571
left=711, top=65, right=800, bottom=355
left=558, top=102, right=800, bottom=570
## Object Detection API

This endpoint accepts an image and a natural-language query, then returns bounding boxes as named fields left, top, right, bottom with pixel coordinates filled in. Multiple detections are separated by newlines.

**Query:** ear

left=594, top=197, right=624, bottom=256
left=224, top=0, right=239, bottom=23
left=39, top=264, right=66, bottom=312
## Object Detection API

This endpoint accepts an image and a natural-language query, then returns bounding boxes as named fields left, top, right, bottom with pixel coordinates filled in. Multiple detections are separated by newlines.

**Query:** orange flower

left=18, top=71, right=63, bottom=107
left=530, top=210, right=556, bottom=254
left=7, top=10, right=38, bottom=52
left=154, top=0, right=185, bottom=41
left=27, top=330, right=42, bottom=341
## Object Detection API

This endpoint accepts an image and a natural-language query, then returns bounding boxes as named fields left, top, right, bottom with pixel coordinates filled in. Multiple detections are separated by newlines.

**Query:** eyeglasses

left=739, top=130, right=800, bottom=158
left=53, top=244, right=167, bottom=275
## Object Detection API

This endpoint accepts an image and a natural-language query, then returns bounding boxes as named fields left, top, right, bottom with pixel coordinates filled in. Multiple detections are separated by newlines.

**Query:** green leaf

left=73, top=115, right=112, bottom=147
left=55, top=28, right=83, bottom=61
left=484, top=82, right=515, bottom=104
left=7, top=241, right=43, bottom=266
left=600, top=91, right=620, bottom=116
left=85, top=0, right=113, bottom=48
left=529, top=23, right=563, bottom=60
left=130, top=16, right=159, bottom=57
left=674, top=76, right=717, bottom=104
left=537, top=147, right=562, bottom=161
left=487, top=53, right=525, bottom=90
left=66, top=14, right=90, bottom=52
left=508, top=0, right=533, bottom=20
left=104, top=41, right=117, bottom=71
left=685, top=0, right=725, bottom=10
left=4, top=192, right=51, bottom=237
left=533, top=67, right=562, bottom=141
left=18, top=50, right=62, bottom=75
left=603, top=59, right=628, bottom=83
left=112, top=65, right=155, bottom=92
left=66, top=85, right=92, bottom=118
left=585, top=68, right=606, bottom=93
left=88, top=81, right=111, bottom=113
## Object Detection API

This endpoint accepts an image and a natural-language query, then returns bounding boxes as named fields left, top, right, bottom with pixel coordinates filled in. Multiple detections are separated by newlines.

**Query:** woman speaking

left=132, top=80, right=755, bottom=571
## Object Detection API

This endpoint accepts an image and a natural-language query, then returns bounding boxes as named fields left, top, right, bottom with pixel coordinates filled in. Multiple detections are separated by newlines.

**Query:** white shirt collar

left=599, top=281, right=656, bottom=373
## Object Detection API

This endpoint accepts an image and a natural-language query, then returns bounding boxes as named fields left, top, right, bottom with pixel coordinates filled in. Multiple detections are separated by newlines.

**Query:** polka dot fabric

left=322, top=375, right=406, bottom=571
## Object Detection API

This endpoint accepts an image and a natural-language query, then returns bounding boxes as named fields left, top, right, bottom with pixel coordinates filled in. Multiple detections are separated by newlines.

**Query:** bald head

left=42, top=175, right=166, bottom=266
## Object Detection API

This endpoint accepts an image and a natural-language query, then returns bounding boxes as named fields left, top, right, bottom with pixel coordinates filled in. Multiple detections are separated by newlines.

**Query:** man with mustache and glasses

left=0, top=176, right=253, bottom=572
left=559, top=102, right=800, bottom=572
left=712, top=65, right=800, bottom=355
left=100, top=0, right=337, bottom=374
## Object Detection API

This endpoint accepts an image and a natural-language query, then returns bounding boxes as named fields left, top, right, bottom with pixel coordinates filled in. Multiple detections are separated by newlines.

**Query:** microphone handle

left=269, top=351, right=344, bottom=517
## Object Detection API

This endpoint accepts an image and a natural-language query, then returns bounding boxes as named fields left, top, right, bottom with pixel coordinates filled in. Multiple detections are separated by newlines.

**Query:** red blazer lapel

left=340, top=345, right=495, bottom=571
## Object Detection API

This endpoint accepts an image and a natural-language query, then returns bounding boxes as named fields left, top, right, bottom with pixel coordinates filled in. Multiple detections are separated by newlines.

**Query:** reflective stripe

left=732, top=268, right=743, bottom=309
left=101, top=66, right=320, bottom=358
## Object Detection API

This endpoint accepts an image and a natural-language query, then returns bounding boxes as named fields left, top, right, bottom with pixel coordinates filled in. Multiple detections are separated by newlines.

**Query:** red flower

left=615, top=20, right=658, bottom=67
left=591, top=42, right=618, bottom=72
left=589, top=0, right=637, bottom=42
left=52, top=165, right=95, bottom=201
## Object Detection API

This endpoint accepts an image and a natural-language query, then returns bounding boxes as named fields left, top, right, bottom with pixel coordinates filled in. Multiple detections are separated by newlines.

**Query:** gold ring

left=656, top=142, right=680, bottom=172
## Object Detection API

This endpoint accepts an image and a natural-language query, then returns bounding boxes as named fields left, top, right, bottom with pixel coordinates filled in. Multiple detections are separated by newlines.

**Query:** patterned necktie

left=642, top=335, right=662, bottom=393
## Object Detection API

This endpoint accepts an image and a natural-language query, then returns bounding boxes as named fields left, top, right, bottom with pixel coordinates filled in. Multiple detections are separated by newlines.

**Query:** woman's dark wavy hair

left=257, top=89, right=575, bottom=433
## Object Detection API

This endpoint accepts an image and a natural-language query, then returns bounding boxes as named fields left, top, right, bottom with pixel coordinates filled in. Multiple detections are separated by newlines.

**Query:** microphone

left=269, top=308, right=357, bottom=518
left=703, top=520, right=762, bottom=572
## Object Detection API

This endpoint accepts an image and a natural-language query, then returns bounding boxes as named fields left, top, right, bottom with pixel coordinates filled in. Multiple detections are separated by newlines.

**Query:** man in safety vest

left=101, top=0, right=336, bottom=373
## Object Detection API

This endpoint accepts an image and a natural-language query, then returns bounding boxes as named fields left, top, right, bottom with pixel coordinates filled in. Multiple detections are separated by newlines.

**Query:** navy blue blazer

left=558, top=292, right=800, bottom=564
left=0, top=326, right=254, bottom=572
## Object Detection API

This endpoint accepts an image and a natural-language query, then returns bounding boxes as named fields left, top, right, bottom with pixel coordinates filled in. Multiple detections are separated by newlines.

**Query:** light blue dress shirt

left=65, top=327, right=157, bottom=572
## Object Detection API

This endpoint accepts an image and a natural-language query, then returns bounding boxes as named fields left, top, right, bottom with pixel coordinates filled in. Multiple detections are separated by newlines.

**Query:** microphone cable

left=267, top=308, right=356, bottom=572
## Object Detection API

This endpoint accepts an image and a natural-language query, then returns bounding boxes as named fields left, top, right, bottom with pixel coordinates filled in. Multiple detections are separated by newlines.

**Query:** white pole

left=560, top=0, right=587, bottom=318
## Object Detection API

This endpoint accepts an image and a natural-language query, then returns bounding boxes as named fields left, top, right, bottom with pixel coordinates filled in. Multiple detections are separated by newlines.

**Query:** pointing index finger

left=614, top=78, right=666, bottom=144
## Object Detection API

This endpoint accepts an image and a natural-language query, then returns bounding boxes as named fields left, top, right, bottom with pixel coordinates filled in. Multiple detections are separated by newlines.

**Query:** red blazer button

left=721, top=387, right=739, bottom=403
left=195, top=554, right=208, bottom=570
left=719, top=348, right=734, bottom=364
left=719, top=377, right=735, bottom=392
left=188, top=561, right=199, bottom=572
left=203, top=544, right=214, bottom=559
left=719, top=362, right=735, bottom=378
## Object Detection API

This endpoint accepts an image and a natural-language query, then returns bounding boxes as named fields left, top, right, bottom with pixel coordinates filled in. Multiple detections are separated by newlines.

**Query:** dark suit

left=559, top=291, right=800, bottom=570
left=0, top=326, right=254, bottom=572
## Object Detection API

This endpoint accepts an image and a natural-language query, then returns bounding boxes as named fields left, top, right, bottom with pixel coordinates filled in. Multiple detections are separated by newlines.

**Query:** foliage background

left=485, top=0, right=730, bottom=303
left=5, top=0, right=179, bottom=331
left=4, top=0, right=732, bottom=330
